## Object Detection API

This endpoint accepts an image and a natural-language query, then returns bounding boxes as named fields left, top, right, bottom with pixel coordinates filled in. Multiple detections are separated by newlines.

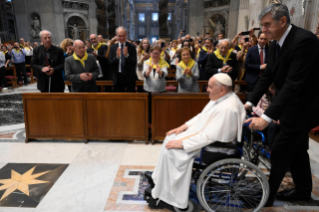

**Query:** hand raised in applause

left=155, top=65, right=162, bottom=76
left=92, top=52, right=97, bottom=58
left=80, top=73, right=89, bottom=81
left=220, top=65, right=231, bottom=73
left=166, top=124, right=188, bottom=136
left=117, top=47, right=121, bottom=58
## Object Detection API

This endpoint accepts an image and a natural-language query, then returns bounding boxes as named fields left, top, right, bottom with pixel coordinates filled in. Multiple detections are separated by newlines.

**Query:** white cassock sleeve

left=182, top=109, right=242, bottom=153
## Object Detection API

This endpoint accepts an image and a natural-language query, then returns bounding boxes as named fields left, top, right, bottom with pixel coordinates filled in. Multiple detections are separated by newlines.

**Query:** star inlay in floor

left=0, top=163, right=68, bottom=208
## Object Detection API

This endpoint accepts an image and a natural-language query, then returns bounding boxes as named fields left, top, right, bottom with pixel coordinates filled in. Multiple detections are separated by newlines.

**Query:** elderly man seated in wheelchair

left=144, top=73, right=250, bottom=211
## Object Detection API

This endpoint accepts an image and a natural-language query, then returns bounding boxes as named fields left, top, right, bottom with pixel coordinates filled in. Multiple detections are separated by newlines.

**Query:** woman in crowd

left=60, top=38, right=74, bottom=92
left=143, top=45, right=169, bottom=123
left=1, top=45, right=11, bottom=68
left=236, top=39, right=251, bottom=92
left=136, top=38, right=151, bottom=92
left=176, top=47, right=199, bottom=93
left=85, top=39, right=91, bottom=50
left=169, top=40, right=178, bottom=69
left=24, top=41, right=33, bottom=65
left=175, top=40, right=195, bottom=65
left=157, top=40, right=170, bottom=61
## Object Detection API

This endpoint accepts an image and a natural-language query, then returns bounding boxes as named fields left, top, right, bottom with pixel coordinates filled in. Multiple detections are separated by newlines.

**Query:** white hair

left=218, top=39, right=231, bottom=46
left=39, top=30, right=52, bottom=38
left=116, top=26, right=127, bottom=35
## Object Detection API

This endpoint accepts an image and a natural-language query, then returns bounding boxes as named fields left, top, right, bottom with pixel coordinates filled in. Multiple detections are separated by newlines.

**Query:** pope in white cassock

left=144, top=73, right=246, bottom=210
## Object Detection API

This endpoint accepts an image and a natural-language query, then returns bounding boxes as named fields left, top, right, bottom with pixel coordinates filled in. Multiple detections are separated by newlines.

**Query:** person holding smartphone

left=7, top=43, right=28, bottom=85
left=137, top=38, right=151, bottom=81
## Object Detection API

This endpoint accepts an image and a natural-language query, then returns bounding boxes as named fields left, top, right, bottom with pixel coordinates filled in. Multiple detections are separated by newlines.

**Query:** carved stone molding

left=204, top=0, right=230, bottom=9
left=62, top=1, right=89, bottom=10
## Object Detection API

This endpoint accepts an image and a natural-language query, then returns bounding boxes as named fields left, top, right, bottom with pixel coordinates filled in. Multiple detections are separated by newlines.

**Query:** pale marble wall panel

left=89, top=0, right=98, bottom=35
left=282, top=0, right=304, bottom=28
left=55, top=14, right=65, bottom=45
left=248, top=0, right=263, bottom=30
left=188, top=0, right=204, bottom=36
left=237, top=0, right=249, bottom=33
left=228, top=0, right=240, bottom=39
left=15, top=14, right=29, bottom=41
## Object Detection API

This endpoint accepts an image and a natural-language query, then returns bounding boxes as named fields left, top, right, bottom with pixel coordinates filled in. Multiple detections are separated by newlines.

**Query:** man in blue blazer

left=197, top=38, right=214, bottom=80
left=244, top=31, right=268, bottom=92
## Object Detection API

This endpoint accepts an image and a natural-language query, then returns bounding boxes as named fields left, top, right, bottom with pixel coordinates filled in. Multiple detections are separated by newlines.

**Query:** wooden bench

left=23, top=93, right=149, bottom=143
left=5, top=66, right=17, bottom=88
left=25, top=64, right=35, bottom=84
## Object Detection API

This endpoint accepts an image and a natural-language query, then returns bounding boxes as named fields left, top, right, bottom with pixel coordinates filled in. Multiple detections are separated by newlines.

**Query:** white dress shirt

left=246, top=24, right=292, bottom=123
left=117, top=42, right=129, bottom=73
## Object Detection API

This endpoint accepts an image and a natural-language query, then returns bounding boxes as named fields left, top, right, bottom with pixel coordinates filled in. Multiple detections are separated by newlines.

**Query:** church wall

left=248, top=0, right=263, bottom=30
left=89, top=0, right=98, bottom=36
left=282, top=0, right=305, bottom=29
left=237, top=0, right=249, bottom=33
left=188, top=0, right=204, bottom=37
left=227, top=0, right=239, bottom=40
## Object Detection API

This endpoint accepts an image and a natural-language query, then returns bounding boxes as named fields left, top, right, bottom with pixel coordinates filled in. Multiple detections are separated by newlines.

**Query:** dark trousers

left=114, top=73, right=135, bottom=92
left=247, top=82, right=257, bottom=92
left=0, top=66, right=8, bottom=87
left=267, top=121, right=280, bottom=150
left=268, top=129, right=312, bottom=202
left=15, top=62, right=28, bottom=84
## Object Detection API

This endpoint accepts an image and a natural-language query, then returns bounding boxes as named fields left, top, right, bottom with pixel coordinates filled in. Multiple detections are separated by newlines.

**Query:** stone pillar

left=187, top=0, right=203, bottom=36
left=96, top=0, right=107, bottom=37
left=107, top=0, right=116, bottom=38
left=228, top=0, right=240, bottom=39
left=158, top=0, right=169, bottom=38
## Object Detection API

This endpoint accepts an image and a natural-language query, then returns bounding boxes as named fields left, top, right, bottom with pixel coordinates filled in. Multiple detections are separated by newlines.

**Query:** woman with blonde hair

left=137, top=38, right=151, bottom=81
left=176, top=47, right=200, bottom=93
left=60, top=38, right=74, bottom=57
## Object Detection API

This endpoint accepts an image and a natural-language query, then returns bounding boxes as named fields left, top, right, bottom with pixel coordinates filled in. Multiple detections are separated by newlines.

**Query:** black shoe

left=144, top=171, right=155, bottom=188
left=144, top=187, right=158, bottom=206
left=276, top=189, right=311, bottom=201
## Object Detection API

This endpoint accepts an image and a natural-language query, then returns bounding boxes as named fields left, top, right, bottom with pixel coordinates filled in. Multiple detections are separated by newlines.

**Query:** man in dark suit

left=205, top=39, right=238, bottom=81
left=65, top=40, right=100, bottom=92
left=244, top=31, right=268, bottom=92
left=108, top=26, right=137, bottom=92
left=197, top=38, right=214, bottom=80
left=31, top=30, right=65, bottom=92
left=244, top=4, right=319, bottom=207
left=86, top=34, right=108, bottom=80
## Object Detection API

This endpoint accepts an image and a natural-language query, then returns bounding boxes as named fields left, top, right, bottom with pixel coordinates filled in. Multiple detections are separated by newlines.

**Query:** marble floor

left=2, top=84, right=319, bottom=211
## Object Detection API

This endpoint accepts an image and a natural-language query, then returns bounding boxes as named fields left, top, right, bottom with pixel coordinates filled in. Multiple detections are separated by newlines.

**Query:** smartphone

left=198, top=40, right=202, bottom=44
left=161, top=42, right=165, bottom=48
left=254, top=28, right=261, bottom=31
left=241, top=31, right=250, bottom=35
left=182, top=30, right=185, bottom=33
left=206, top=32, right=210, bottom=35
left=244, top=37, right=250, bottom=43
left=190, top=38, right=193, bottom=42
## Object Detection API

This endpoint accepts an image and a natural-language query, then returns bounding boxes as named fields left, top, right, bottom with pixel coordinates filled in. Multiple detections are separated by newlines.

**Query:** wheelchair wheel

left=173, top=199, right=194, bottom=212
left=196, top=158, right=269, bottom=212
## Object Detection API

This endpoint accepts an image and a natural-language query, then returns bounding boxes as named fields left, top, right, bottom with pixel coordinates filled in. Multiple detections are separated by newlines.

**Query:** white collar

left=277, top=25, right=292, bottom=47
left=257, top=44, right=265, bottom=49
left=118, top=42, right=126, bottom=47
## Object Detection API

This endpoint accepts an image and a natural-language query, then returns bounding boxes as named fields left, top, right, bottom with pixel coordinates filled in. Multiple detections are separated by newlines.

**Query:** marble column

left=187, top=0, right=203, bottom=36
left=158, top=0, right=169, bottom=38
left=96, top=0, right=107, bottom=37
left=228, top=0, right=240, bottom=39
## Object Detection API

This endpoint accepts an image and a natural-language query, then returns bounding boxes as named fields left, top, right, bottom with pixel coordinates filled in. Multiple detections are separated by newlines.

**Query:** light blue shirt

left=8, top=49, right=26, bottom=64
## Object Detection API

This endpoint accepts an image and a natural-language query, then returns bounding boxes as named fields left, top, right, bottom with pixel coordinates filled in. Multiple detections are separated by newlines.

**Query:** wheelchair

left=242, top=114, right=272, bottom=169
left=177, top=137, right=269, bottom=212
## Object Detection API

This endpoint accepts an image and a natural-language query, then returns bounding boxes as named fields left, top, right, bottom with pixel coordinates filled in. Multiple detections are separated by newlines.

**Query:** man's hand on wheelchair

left=244, top=104, right=251, bottom=111
left=165, top=140, right=184, bottom=149
left=244, top=117, right=269, bottom=131
left=166, top=124, right=188, bottom=136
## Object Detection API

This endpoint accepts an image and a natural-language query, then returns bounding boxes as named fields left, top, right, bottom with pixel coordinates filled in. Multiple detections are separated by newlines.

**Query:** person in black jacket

left=108, top=27, right=137, bottom=92
left=205, top=39, right=238, bottom=81
left=31, top=30, right=65, bottom=92
left=197, top=38, right=214, bottom=80
left=87, top=34, right=109, bottom=80
left=244, top=4, right=319, bottom=207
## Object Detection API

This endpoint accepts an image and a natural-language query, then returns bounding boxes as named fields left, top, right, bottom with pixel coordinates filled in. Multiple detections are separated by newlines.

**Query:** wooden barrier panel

left=152, top=93, right=210, bottom=141
left=23, top=93, right=148, bottom=143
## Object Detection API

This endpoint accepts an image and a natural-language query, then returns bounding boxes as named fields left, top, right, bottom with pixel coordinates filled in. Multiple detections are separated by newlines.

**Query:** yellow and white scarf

left=92, top=42, right=102, bottom=51
left=178, top=59, right=195, bottom=78
left=214, top=49, right=232, bottom=65
left=73, top=52, right=88, bottom=68
left=146, top=57, right=170, bottom=69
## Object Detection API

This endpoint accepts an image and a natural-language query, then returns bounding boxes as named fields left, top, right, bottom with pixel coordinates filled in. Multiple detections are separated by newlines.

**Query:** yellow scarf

left=178, top=59, right=195, bottom=78
left=171, top=47, right=177, bottom=52
left=160, top=50, right=165, bottom=58
left=2, top=51, right=8, bottom=54
left=13, top=49, right=21, bottom=54
left=202, top=46, right=208, bottom=52
left=229, top=48, right=234, bottom=52
left=214, top=49, right=232, bottom=64
left=146, top=57, right=170, bottom=69
left=24, top=47, right=30, bottom=50
left=20, top=43, right=25, bottom=48
left=238, top=45, right=242, bottom=50
left=92, top=42, right=102, bottom=51
left=101, top=42, right=107, bottom=45
left=73, top=52, right=88, bottom=67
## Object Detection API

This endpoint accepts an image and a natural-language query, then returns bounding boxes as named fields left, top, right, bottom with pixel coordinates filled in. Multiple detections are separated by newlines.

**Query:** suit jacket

left=197, top=49, right=209, bottom=79
left=205, top=52, right=238, bottom=81
left=248, top=25, right=319, bottom=131
left=65, top=54, right=100, bottom=92
left=244, top=45, right=268, bottom=84
left=108, top=41, right=137, bottom=85
left=31, top=45, right=65, bottom=92
left=87, top=44, right=109, bottom=80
